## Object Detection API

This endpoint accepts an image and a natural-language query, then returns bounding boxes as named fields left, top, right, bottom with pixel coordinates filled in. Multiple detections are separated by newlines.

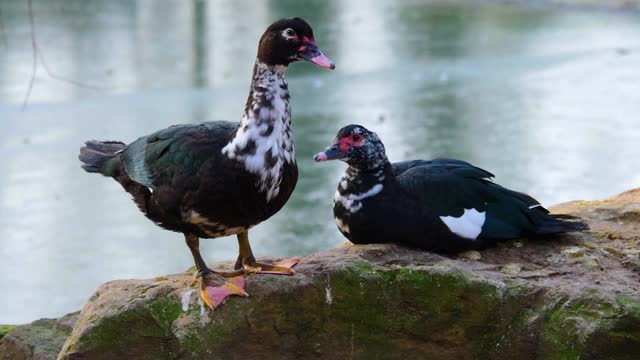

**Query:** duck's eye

left=352, top=134, right=362, bottom=142
left=283, top=28, right=296, bottom=39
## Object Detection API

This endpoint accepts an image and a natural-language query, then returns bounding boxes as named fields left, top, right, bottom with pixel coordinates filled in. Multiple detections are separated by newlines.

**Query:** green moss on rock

left=0, top=312, right=78, bottom=360
left=56, top=242, right=640, bottom=360
left=0, top=324, right=16, bottom=339
left=148, top=298, right=183, bottom=335
left=541, top=294, right=640, bottom=360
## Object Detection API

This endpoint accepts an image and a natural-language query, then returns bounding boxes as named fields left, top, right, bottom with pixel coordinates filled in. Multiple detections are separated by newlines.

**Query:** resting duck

left=314, top=125, right=587, bottom=252
left=79, top=18, right=334, bottom=309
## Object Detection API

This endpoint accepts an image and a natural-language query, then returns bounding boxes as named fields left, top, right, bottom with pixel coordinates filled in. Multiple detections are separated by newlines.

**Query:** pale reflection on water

left=0, top=0, right=639, bottom=323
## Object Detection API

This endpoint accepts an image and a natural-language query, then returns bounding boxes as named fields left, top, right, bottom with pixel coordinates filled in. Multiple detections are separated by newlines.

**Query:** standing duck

left=314, top=125, right=587, bottom=252
left=79, top=18, right=334, bottom=309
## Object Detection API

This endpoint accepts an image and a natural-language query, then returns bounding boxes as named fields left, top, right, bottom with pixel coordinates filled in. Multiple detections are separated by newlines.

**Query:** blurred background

left=0, top=0, right=639, bottom=324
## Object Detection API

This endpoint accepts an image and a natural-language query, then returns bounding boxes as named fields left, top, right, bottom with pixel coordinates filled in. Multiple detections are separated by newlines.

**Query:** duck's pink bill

left=314, top=152, right=328, bottom=161
left=309, top=53, right=335, bottom=69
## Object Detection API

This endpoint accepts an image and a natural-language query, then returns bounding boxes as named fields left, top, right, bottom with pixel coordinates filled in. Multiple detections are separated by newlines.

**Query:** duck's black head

left=314, top=125, right=388, bottom=170
left=257, top=18, right=335, bottom=69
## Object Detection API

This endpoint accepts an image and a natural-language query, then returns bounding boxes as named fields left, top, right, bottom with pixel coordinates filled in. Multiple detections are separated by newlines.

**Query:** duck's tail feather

left=79, top=140, right=125, bottom=177
left=533, top=213, right=589, bottom=234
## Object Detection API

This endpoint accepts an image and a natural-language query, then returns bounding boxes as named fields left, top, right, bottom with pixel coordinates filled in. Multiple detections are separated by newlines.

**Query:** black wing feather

left=394, top=159, right=495, bottom=218
left=393, top=158, right=586, bottom=239
left=122, top=121, right=237, bottom=188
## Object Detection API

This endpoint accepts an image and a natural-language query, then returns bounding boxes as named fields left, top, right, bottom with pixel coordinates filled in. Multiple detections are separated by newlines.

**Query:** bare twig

left=22, top=0, right=37, bottom=111
left=22, top=0, right=107, bottom=111
left=0, top=5, right=8, bottom=49
left=36, top=42, right=105, bottom=90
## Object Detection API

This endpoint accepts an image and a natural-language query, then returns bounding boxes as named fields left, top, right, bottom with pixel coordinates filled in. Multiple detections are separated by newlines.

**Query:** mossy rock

left=1, top=188, right=632, bottom=359
left=0, top=312, right=78, bottom=360
left=57, top=240, right=640, bottom=359
left=0, top=325, right=16, bottom=340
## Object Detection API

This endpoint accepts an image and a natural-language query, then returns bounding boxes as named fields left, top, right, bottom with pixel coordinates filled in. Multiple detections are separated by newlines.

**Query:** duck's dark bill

left=298, top=37, right=335, bottom=69
left=313, top=144, right=343, bottom=161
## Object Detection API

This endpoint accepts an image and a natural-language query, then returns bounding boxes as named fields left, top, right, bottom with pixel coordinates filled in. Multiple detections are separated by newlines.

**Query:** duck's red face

left=338, top=132, right=366, bottom=152
left=258, top=18, right=335, bottom=69
left=314, top=125, right=387, bottom=170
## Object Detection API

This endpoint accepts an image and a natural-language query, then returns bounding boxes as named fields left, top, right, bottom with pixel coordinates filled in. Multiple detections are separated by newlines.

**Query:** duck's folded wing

left=394, top=159, right=546, bottom=239
left=122, top=121, right=237, bottom=189
left=394, top=159, right=496, bottom=215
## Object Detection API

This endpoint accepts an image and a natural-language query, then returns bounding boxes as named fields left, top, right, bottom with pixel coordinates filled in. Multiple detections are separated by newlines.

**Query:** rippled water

left=1, top=0, right=639, bottom=323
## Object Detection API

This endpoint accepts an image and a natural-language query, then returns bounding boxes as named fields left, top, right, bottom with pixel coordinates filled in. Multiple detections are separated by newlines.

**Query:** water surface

left=1, top=0, right=639, bottom=323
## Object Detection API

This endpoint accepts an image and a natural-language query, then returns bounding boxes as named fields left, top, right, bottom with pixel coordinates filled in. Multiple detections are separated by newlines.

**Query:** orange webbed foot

left=200, top=273, right=248, bottom=309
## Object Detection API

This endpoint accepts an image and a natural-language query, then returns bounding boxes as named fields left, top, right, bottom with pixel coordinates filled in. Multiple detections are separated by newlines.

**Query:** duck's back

left=123, top=122, right=237, bottom=189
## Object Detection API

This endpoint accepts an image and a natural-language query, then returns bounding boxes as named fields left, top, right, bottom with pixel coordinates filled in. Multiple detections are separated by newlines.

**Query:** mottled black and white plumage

left=81, top=120, right=297, bottom=239
left=314, top=125, right=588, bottom=253
left=79, top=18, right=335, bottom=309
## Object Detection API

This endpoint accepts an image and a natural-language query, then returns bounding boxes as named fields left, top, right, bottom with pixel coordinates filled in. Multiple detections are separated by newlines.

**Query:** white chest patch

left=221, top=62, right=294, bottom=202
left=439, top=208, right=486, bottom=240
left=334, top=184, right=384, bottom=213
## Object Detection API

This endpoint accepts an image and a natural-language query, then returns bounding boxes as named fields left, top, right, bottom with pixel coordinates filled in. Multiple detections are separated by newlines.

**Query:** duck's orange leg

left=185, top=233, right=248, bottom=310
left=234, top=231, right=301, bottom=275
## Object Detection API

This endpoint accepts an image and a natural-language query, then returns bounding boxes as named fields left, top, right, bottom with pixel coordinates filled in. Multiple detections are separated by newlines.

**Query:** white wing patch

left=440, top=208, right=486, bottom=240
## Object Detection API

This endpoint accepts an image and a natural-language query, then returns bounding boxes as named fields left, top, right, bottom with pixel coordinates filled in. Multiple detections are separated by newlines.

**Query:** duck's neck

left=342, top=161, right=392, bottom=191
left=335, top=162, right=392, bottom=213
left=222, top=60, right=294, bottom=201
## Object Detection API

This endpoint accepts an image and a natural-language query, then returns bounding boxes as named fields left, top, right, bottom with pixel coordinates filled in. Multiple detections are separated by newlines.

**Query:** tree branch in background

left=23, top=0, right=37, bottom=111
left=23, top=0, right=107, bottom=111
left=0, top=5, right=8, bottom=49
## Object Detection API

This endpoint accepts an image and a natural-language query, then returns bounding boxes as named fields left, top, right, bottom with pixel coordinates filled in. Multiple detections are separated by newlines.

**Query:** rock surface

left=2, top=189, right=639, bottom=359
left=0, top=312, right=78, bottom=360
left=53, top=189, right=640, bottom=360
left=0, top=326, right=16, bottom=341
